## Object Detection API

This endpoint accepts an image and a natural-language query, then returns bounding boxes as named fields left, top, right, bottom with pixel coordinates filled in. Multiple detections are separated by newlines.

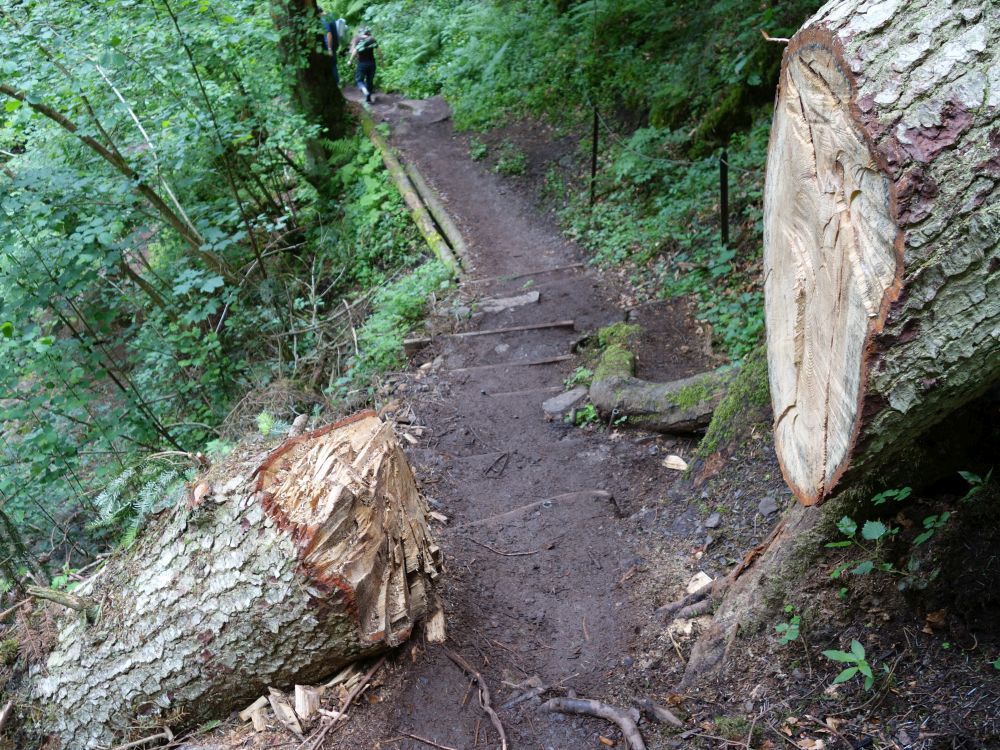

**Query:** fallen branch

left=541, top=697, right=646, bottom=750
left=26, top=585, right=96, bottom=614
left=760, top=29, right=790, bottom=43
left=104, top=728, right=173, bottom=750
left=401, top=732, right=459, bottom=750
left=442, top=648, right=508, bottom=750
left=470, top=539, right=538, bottom=557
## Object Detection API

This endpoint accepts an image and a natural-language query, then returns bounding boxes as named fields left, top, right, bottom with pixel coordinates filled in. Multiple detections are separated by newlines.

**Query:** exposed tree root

left=442, top=648, right=508, bottom=750
left=541, top=697, right=647, bottom=750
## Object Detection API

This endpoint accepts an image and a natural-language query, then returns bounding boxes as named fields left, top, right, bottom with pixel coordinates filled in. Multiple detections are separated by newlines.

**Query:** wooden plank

left=446, top=354, right=573, bottom=374
left=404, top=320, right=575, bottom=355
left=461, top=263, right=585, bottom=285
left=488, top=385, right=563, bottom=398
left=450, top=320, right=575, bottom=339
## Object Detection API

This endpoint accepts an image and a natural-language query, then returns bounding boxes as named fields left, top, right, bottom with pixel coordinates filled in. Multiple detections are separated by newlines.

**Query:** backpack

left=320, top=14, right=342, bottom=50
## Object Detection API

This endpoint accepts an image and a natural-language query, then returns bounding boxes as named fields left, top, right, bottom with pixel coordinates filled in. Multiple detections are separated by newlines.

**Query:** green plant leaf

left=861, top=520, right=887, bottom=541
left=852, top=560, right=874, bottom=575
left=832, top=666, right=859, bottom=683
left=850, top=640, right=866, bottom=660
left=836, top=516, right=857, bottom=537
left=822, top=649, right=856, bottom=663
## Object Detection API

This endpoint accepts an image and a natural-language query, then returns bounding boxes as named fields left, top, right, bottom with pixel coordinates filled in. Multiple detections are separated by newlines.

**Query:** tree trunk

left=270, top=0, right=347, bottom=177
left=26, top=411, right=441, bottom=749
left=763, top=0, right=1000, bottom=505
left=589, top=368, right=735, bottom=433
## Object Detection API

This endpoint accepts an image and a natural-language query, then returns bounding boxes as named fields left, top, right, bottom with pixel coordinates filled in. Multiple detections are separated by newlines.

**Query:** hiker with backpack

left=348, top=27, right=382, bottom=104
left=318, top=5, right=347, bottom=87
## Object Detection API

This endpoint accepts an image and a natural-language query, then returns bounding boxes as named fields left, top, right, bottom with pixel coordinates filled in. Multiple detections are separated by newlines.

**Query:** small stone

left=622, top=656, right=634, bottom=668
left=758, top=493, right=780, bottom=516
left=704, top=512, right=722, bottom=529
left=494, top=343, right=511, bottom=354
left=542, top=387, right=588, bottom=417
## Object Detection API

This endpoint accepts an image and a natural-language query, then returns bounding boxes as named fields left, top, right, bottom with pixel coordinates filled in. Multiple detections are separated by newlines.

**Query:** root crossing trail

left=339, top=94, right=713, bottom=749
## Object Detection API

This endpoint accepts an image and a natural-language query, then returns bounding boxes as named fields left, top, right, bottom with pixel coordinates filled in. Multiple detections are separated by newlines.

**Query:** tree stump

left=26, top=411, right=441, bottom=748
left=763, top=0, right=1000, bottom=505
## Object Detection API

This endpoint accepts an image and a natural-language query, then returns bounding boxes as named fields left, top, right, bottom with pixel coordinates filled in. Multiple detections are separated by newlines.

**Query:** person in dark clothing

left=319, top=7, right=341, bottom=87
left=349, top=27, right=382, bottom=104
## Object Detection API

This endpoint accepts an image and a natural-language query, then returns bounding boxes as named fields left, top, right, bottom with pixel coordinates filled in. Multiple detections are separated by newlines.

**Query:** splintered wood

left=256, top=411, right=442, bottom=646
left=763, top=37, right=898, bottom=504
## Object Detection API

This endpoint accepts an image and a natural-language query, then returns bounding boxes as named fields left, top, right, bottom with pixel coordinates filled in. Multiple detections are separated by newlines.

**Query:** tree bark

left=26, top=411, right=441, bottom=749
left=763, top=0, right=1000, bottom=505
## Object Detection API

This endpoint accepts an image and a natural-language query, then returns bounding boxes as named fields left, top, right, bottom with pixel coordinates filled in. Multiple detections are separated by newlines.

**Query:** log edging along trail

left=357, top=107, right=469, bottom=275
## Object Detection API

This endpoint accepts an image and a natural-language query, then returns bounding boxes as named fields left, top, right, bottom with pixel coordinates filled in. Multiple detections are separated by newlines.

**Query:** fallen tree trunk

left=763, top=0, right=1000, bottom=505
left=588, top=339, right=735, bottom=433
left=590, top=368, right=735, bottom=433
left=25, top=411, right=441, bottom=749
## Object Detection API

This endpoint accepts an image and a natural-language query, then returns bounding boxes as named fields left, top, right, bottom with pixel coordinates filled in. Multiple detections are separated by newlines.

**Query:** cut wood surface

left=27, top=412, right=441, bottom=748
left=763, top=0, right=1000, bottom=504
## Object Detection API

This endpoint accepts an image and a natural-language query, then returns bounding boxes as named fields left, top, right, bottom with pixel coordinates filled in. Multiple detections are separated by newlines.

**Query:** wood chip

left=686, top=571, right=713, bottom=595
left=294, top=685, right=321, bottom=722
left=428, top=511, right=449, bottom=524
left=250, top=707, right=268, bottom=732
left=662, top=455, right=689, bottom=471
left=239, top=695, right=269, bottom=722
left=425, top=606, right=447, bottom=644
left=403, top=432, right=419, bottom=445
left=267, top=688, right=303, bottom=737
left=324, top=663, right=360, bottom=688
left=600, top=737, right=616, bottom=747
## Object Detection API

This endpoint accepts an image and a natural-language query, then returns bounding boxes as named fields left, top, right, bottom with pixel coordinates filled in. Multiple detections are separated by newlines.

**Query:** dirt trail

left=339, top=94, right=714, bottom=749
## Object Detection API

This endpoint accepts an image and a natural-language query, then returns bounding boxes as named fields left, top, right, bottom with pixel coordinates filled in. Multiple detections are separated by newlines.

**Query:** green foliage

left=89, top=463, right=189, bottom=547
left=256, top=411, right=276, bottom=437
left=823, top=639, right=878, bottom=691
left=564, top=366, right=594, bottom=388
left=336, top=261, right=453, bottom=393
left=774, top=605, right=801, bottom=646
left=468, top=137, right=488, bottom=161
left=494, top=141, right=527, bottom=176
left=567, top=402, right=600, bottom=427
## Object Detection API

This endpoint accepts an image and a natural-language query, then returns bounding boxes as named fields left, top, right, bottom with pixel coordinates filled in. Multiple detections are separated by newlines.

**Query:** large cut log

left=763, top=0, right=1000, bottom=505
left=25, top=411, right=441, bottom=748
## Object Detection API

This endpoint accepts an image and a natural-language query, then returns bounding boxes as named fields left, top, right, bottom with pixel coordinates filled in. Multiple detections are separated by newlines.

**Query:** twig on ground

left=0, top=599, right=32, bottom=621
left=483, top=452, right=510, bottom=477
left=401, top=732, right=458, bottom=750
left=470, top=538, right=538, bottom=557
left=104, top=728, right=173, bottom=750
left=542, top=697, right=647, bottom=750
left=443, top=648, right=508, bottom=750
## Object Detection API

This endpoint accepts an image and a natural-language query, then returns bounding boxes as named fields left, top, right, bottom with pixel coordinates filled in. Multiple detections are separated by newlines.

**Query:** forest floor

left=192, top=94, right=1000, bottom=750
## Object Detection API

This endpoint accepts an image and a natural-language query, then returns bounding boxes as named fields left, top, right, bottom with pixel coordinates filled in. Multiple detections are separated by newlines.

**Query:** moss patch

left=594, top=344, right=635, bottom=382
left=666, top=372, right=731, bottom=409
left=596, top=323, right=641, bottom=350
left=698, top=344, right=770, bottom=457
